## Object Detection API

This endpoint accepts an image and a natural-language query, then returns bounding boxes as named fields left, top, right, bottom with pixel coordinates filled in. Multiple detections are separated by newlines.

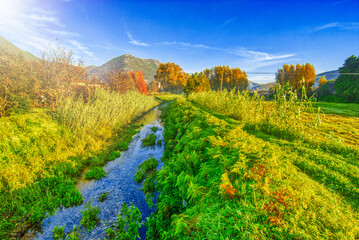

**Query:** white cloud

left=232, top=48, right=295, bottom=61
left=315, top=22, right=359, bottom=31
left=126, top=31, right=149, bottom=47
left=0, top=0, right=93, bottom=60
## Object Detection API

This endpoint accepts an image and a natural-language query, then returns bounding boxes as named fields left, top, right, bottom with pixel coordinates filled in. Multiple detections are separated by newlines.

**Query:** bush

left=151, top=126, right=158, bottom=132
left=141, top=133, right=157, bottom=148
left=99, top=192, right=108, bottom=203
left=52, top=225, right=64, bottom=240
left=80, top=201, right=101, bottom=231
left=118, top=142, right=129, bottom=151
left=108, top=151, right=121, bottom=161
left=85, top=167, right=106, bottom=180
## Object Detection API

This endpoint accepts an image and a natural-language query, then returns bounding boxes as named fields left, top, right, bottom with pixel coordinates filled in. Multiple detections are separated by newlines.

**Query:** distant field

left=316, top=102, right=359, bottom=117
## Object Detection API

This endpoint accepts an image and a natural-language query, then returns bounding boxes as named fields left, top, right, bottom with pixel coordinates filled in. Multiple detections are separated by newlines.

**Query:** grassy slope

left=316, top=102, right=359, bottom=118
left=0, top=35, right=38, bottom=61
left=146, top=98, right=359, bottom=239
left=0, top=91, right=158, bottom=239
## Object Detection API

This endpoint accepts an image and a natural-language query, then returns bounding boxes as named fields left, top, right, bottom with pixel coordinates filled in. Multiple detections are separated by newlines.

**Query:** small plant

left=141, top=133, right=157, bottom=148
left=135, top=157, right=158, bottom=184
left=105, top=202, right=142, bottom=240
left=99, top=192, right=109, bottom=202
left=108, top=151, right=121, bottom=161
left=66, top=226, right=80, bottom=240
left=151, top=126, right=158, bottom=132
left=80, top=201, right=101, bottom=231
left=85, top=167, right=106, bottom=180
left=52, top=225, right=64, bottom=240
left=118, top=142, right=129, bottom=151
left=157, top=139, right=162, bottom=147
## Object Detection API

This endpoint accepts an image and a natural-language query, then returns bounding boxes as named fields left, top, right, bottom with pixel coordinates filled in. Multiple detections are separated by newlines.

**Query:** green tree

left=335, top=55, right=359, bottom=103
left=184, top=72, right=211, bottom=95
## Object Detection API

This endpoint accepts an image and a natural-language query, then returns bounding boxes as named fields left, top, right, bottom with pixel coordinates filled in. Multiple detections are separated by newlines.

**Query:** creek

left=29, top=107, right=164, bottom=239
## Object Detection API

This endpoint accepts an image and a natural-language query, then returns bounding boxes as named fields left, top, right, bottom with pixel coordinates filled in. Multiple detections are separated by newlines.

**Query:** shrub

left=80, top=201, right=101, bottom=231
left=52, top=225, right=64, bottom=240
left=151, top=126, right=158, bottom=132
left=118, top=142, right=129, bottom=151
left=85, top=167, right=106, bottom=180
left=141, top=133, right=157, bottom=148
left=108, top=151, right=121, bottom=161
left=99, top=192, right=108, bottom=203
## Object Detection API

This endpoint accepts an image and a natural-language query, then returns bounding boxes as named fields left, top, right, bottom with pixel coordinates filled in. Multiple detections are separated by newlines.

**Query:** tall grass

left=188, top=84, right=320, bottom=138
left=56, top=89, right=158, bottom=132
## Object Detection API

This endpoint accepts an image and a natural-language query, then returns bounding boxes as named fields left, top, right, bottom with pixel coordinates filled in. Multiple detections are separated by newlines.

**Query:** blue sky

left=0, top=0, right=358, bottom=83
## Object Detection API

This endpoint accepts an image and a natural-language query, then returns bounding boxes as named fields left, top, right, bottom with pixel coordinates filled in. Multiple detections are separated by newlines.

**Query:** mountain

left=314, top=70, right=339, bottom=86
left=88, top=54, right=161, bottom=83
left=0, top=35, right=38, bottom=61
left=248, top=81, right=276, bottom=91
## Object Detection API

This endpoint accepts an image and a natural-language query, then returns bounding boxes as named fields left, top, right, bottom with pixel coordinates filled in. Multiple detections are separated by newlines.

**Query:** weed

left=105, top=202, right=142, bottom=240
left=52, top=225, right=64, bottom=240
left=85, top=167, right=106, bottom=180
left=80, top=201, right=101, bottom=231
left=157, top=139, right=162, bottom=146
left=99, top=192, right=109, bottom=203
left=141, top=133, right=157, bottom=148
left=118, top=142, right=129, bottom=151
left=108, top=151, right=121, bottom=161
left=151, top=126, right=158, bottom=132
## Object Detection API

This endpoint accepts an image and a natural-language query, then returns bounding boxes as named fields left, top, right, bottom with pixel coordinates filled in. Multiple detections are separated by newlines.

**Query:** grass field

left=316, top=102, right=359, bottom=118
left=145, top=92, right=359, bottom=239
left=0, top=90, right=158, bottom=238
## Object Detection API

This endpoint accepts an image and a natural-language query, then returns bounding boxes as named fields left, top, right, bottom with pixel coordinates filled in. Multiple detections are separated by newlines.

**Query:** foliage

left=141, top=133, right=157, bottom=148
left=105, top=202, right=142, bottom=240
left=99, top=192, right=109, bottom=202
left=318, top=76, right=327, bottom=87
left=108, top=151, right=121, bottom=161
left=204, top=66, right=248, bottom=92
left=151, top=126, right=158, bottom=132
left=184, top=72, right=211, bottom=95
left=85, top=167, right=106, bottom=180
left=135, top=157, right=159, bottom=184
left=276, top=63, right=316, bottom=95
left=80, top=201, right=101, bottom=231
left=155, top=62, right=188, bottom=93
left=118, top=142, right=130, bottom=151
left=157, top=139, right=162, bottom=146
left=108, top=69, right=135, bottom=94
left=335, top=55, right=359, bottom=103
left=130, top=70, right=148, bottom=95
left=146, top=99, right=359, bottom=239
left=52, top=225, right=65, bottom=240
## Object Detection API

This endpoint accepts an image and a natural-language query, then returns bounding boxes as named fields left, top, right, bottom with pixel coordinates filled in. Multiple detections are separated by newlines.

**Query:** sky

left=0, top=0, right=358, bottom=83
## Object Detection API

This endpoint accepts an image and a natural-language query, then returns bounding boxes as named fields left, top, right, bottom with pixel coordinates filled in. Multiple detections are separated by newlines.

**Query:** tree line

left=154, top=62, right=249, bottom=94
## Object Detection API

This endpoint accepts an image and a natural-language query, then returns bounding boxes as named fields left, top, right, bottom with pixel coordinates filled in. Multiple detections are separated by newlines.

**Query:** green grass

left=146, top=98, right=359, bottom=239
left=316, top=102, right=359, bottom=117
left=52, top=225, right=65, bottom=240
left=80, top=201, right=101, bottom=231
left=85, top=167, right=106, bottom=180
left=99, top=192, right=109, bottom=202
left=0, top=90, right=158, bottom=239
left=141, top=133, right=157, bottom=148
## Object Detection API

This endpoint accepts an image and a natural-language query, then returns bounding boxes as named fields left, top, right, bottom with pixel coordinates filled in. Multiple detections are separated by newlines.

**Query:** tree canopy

left=184, top=72, right=211, bottom=95
left=155, top=62, right=188, bottom=93
left=204, top=66, right=248, bottom=92
left=335, top=55, right=359, bottom=103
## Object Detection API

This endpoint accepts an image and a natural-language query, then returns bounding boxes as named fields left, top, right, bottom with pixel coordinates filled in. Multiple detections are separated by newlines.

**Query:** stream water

left=29, top=107, right=164, bottom=240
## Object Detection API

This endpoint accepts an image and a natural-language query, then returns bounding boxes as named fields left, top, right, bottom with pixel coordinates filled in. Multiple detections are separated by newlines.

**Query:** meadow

left=144, top=90, right=359, bottom=239
left=0, top=89, right=158, bottom=238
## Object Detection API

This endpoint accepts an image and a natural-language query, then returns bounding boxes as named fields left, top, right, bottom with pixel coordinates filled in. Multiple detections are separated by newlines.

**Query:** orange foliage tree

left=204, top=66, right=248, bottom=92
left=276, top=63, right=316, bottom=95
left=130, top=70, right=148, bottom=95
left=155, top=62, right=188, bottom=93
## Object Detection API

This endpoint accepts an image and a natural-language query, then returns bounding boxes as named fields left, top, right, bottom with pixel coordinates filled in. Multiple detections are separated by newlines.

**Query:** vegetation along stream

left=30, top=107, right=164, bottom=239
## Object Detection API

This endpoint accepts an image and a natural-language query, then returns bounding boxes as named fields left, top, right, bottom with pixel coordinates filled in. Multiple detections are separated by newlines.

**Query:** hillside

left=0, top=35, right=38, bottom=61
left=314, top=70, right=339, bottom=86
left=88, top=54, right=161, bottom=83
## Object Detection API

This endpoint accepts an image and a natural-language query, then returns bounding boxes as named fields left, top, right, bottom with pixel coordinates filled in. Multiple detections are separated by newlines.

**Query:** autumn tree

left=204, top=66, right=248, bottom=92
left=276, top=63, right=316, bottom=95
left=149, top=80, right=160, bottom=93
left=184, top=72, right=211, bottom=95
left=318, top=76, right=327, bottom=87
left=130, top=70, right=148, bottom=95
left=335, top=55, right=359, bottom=103
left=108, top=69, right=135, bottom=94
left=154, top=62, right=187, bottom=93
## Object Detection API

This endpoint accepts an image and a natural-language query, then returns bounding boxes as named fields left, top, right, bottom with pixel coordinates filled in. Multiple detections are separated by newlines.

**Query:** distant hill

left=0, top=35, right=38, bottom=61
left=88, top=54, right=161, bottom=83
left=248, top=81, right=276, bottom=91
left=314, top=70, right=339, bottom=86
